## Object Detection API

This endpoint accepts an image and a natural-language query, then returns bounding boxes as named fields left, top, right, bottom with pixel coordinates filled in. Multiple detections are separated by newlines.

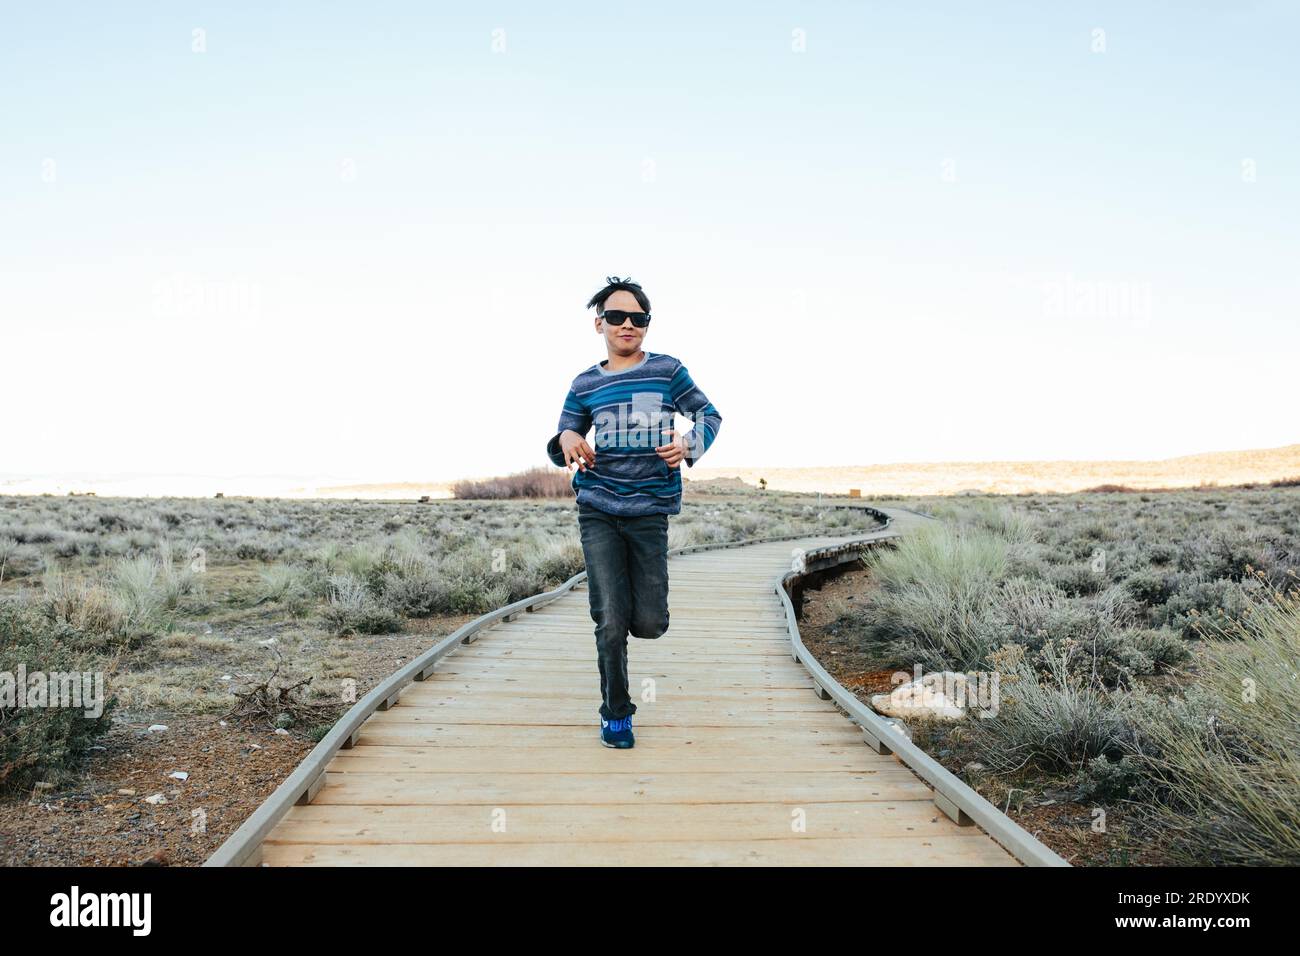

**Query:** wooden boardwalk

left=258, top=525, right=1018, bottom=866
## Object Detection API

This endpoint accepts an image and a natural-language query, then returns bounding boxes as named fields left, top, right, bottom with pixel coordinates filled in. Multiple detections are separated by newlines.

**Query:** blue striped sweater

left=546, top=351, right=722, bottom=516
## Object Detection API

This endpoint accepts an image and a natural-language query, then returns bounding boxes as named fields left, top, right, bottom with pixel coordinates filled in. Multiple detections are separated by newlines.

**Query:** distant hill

left=680, top=443, right=1300, bottom=497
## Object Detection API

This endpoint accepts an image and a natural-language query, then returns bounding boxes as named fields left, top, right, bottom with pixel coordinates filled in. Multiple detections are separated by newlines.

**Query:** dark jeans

left=577, top=500, right=671, bottom=720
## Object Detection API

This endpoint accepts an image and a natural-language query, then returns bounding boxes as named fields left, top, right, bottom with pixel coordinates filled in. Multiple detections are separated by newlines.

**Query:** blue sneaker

left=600, top=715, right=635, bottom=749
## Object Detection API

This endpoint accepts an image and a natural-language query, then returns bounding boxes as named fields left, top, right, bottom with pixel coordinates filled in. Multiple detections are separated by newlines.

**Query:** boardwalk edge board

left=778, top=512, right=1071, bottom=868
left=204, top=504, right=892, bottom=867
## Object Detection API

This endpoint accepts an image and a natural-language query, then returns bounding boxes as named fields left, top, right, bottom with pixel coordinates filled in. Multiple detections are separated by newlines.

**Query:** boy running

left=545, top=275, right=723, bottom=748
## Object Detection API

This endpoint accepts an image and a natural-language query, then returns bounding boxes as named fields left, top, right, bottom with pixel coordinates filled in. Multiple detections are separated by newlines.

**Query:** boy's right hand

left=559, top=430, right=597, bottom=471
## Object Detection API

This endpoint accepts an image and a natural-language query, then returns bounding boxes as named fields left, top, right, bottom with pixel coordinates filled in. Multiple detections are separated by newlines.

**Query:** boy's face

left=596, top=289, right=647, bottom=356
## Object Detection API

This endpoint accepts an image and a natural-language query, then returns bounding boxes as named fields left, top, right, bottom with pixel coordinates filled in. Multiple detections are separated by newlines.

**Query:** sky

left=2, top=1, right=1297, bottom=488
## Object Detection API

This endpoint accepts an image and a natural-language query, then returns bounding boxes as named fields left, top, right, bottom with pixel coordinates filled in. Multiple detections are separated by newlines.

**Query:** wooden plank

left=409, top=676, right=819, bottom=693
left=388, top=695, right=839, bottom=715
left=492, top=622, right=792, bottom=635
left=519, top=611, right=789, bottom=621
left=443, top=642, right=801, bottom=659
left=266, top=800, right=962, bottom=843
left=350, top=722, right=867, bottom=749
left=323, top=746, right=887, bottom=773
left=261, top=834, right=1017, bottom=866
left=393, top=683, right=822, bottom=702
left=306, top=770, right=933, bottom=806
left=417, top=659, right=804, bottom=677
left=345, top=712, right=863, bottom=728
left=442, top=644, right=793, bottom=658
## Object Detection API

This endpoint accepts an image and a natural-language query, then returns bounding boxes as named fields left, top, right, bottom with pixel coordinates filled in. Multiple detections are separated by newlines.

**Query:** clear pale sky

left=3, top=2, right=1296, bottom=486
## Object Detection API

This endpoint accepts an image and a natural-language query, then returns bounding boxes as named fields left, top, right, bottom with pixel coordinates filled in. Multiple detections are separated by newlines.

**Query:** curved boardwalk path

left=253, top=507, right=1018, bottom=866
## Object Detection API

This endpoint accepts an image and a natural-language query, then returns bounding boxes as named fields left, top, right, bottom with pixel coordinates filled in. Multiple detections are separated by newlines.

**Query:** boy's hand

left=655, top=429, right=690, bottom=469
left=559, top=429, right=597, bottom=471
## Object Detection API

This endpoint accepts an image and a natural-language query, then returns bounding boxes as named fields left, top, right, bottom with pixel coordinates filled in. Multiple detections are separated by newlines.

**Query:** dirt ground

left=0, top=619, right=474, bottom=866
left=797, top=563, right=1167, bottom=867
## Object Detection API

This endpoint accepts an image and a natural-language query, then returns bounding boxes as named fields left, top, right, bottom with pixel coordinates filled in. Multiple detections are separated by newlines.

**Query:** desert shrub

left=358, top=557, right=402, bottom=597
left=967, top=642, right=1148, bottom=774
left=435, top=548, right=513, bottom=615
left=1074, top=630, right=1159, bottom=686
left=0, top=536, right=42, bottom=581
left=453, top=466, right=574, bottom=500
left=866, top=574, right=1004, bottom=671
left=0, top=601, right=117, bottom=793
left=265, top=523, right=542, bottom=621
left=380, top=570, right=445, bottom=618
left=883, top=520, right=1007, bottom=585
left=123, top=530, right=158, bottom=552
left=1003, top=541, right=1049, bottom=580
left=155, top=540, right=203, bottom=610
left=1128, top=627, right=1191, bottom=671
left=231, top=531, right=279, bottom=561
left=257, top=564, right=315, bottom=617
left=724, top=511, right=767, bottom=539
left=339, top=541, right=389, bottom=588
left=11, top=525, right=59, bottom=544
left=96, top=511, right=130, bottom=532
left=963, top=499, right=1038, bottom=544
left=1076, top=754, right=1145, bottom=801
left=1202, top=529, right=1278, bottom=583
left=1172, top=526, right=1279, bottom=583
left=1076, top=517, right=1115, bottom=544
left=528, top=534, right=586, bottom=587
left=856, top=523, right=1007, bottom=670
left=41, top=567, right=128, bottom=647
left=997, top=577, right=1099, bottom=648
left=675, top=518, right=736, bottom=547
left=322, top=574, right=402, bottom=636
left=108, top=555, right=168, bottom=630
left=1157, top=578, right=1253, bottom=638
left=0, top=536, right=17, bottom=582
left=340, top=529, right=537, bottom=619
left=51, top=531, right=95, bottom=558
left=304, top=541, right=344, bottom=574
left=1047, top=562, right=1108, bottom=597
left=1138, top=586, right=1300, bottom=865
left=1078, top=582, right=1140, bottom=626
left=39, top=555, right=182, bottom=652
left=1124, top=568, right=1178, bottom=607
left=1145, top=541, right=1177, bottom=565
left=378, top=560, right=447, bottom=618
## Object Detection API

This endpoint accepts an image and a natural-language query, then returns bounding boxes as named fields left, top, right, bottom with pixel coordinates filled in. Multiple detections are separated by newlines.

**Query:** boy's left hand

left=656, top=429, right=690, bottom=469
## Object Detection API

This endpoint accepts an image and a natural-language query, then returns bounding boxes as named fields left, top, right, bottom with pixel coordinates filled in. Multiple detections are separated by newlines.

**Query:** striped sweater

left=545, top=350, right=722, bottom=516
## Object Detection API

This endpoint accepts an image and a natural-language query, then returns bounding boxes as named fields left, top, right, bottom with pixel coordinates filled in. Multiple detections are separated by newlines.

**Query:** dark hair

left=586, top=275, right=651, bottom=316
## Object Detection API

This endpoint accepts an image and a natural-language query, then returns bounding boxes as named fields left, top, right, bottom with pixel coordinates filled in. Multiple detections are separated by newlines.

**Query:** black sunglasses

left=602, top=310, right=651, bottom=328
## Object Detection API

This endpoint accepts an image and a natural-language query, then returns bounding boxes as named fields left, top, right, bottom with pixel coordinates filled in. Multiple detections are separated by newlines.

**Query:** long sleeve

left=669, top=363, right=722, bottom=467
left=546, top=384, right=592, bottom=467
